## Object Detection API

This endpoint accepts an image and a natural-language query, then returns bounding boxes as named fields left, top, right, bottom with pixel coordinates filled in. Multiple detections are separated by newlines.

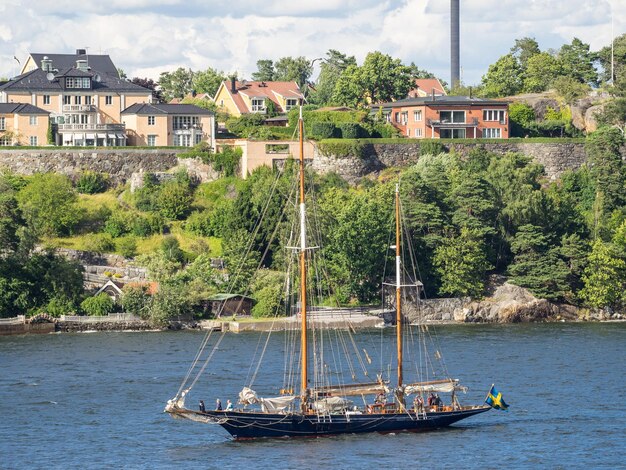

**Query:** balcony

left=57, top=123, right=125, bottom=131
left=173, top=123, right=203, bottom=133
left=62, top=104, right=96, bottom=113
left=427, top=117, right=479, bottom=128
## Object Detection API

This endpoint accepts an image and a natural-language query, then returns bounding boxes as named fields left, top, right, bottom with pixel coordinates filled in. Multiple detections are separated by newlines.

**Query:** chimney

left=230, top=76, right=236, bottom=93
left=76, top=49, right=86, bottom=56
left=431, top=89, right=435, bottom=101
left=76, top=59, right=88, bottom=72
left=41, top=56, right=52, bottom=72
left=450, top=0, right=460, bottom=89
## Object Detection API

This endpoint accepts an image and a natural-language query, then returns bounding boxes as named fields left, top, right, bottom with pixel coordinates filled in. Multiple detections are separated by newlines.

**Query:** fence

left=0, top=315, right=25, bottom=324
left=59, top=313, right=142, bottom=322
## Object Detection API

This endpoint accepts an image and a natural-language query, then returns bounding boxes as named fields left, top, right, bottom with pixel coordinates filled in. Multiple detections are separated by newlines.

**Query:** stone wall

left=312, top=141, right=600, bottom=182
left=0, top=149, right=181, bottom=184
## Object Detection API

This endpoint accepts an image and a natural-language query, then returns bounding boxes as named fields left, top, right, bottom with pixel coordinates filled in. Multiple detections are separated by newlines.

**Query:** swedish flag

left=485, top=385, right=509, bottom=411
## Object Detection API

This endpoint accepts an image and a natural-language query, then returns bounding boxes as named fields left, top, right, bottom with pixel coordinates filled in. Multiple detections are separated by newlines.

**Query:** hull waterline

left=167, top=406, right=491, bottom=440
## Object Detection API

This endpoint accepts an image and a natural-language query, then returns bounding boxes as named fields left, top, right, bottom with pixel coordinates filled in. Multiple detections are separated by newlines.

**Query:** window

left=105, top=96, right=113, bottom=105
left=75, top=96, right=82, bottom=105
left=29, top=116, right=37, bottom=126
left=173, top=116, right=199, bottom=130
left=483, top=128, right=502, bottom=138
left=439, top=111, right=465, bottom=123
left=0, top=136, right=10, bottom=146
left=407, top=129, right=411, bottom=137
left=415, top=128, right=423, bottom=137
left=401, top=112, right=408, bottom=124
left=43, top=95, right=50, bottom=105
left=64, top=96, right=71, bottom=105
left=394, top=112, right=399, bottom=123
left=85, top=96, right=92, bottom=105
left=0, top=117, right=4, bottom=130
left=30, top=136, right=38, bottom=146
left=414, top=110, right=422, bottom=121
left=285, top=98, right=298, bottom=111
left=148, top=116, right=155, bottom=125
left=440, top=128, right=466, bottom=138
left=483, top=109, right=506, bottom=122
left=65, top=77, right=90, bottom=89
left=147, top=135, right=157, bottom=146
left=251, top=98, right=265, bottom=112
left=195, top=133, right=203, bottom=145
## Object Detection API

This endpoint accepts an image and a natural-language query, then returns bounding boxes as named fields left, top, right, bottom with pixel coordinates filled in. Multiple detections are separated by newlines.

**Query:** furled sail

left=312, top=397, right=353, bottom=413
left=404, top=379, right=468, bottom=395
left=238, top=387, right=296, bottom=413
left=311, top=382, right=390, bottom=398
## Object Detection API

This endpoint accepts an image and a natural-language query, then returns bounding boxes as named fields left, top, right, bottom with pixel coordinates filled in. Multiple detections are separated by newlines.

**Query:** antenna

left=94, top=74, right=101, bottom=83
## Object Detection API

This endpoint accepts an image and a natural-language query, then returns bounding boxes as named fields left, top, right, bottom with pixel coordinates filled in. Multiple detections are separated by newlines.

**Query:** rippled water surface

left=1, top=323, right=624, bottom=469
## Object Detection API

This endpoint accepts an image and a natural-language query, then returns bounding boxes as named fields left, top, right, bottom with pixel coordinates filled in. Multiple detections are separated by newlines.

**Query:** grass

left=77, top=191, right=121, bottom=212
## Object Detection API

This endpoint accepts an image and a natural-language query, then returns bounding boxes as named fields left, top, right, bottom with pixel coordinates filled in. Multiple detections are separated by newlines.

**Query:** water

left=0, top=324, right=624, bottom=469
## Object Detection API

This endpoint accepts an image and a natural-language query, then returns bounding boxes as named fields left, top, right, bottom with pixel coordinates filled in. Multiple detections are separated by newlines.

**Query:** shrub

left=116, top=236, right=138, bottom=258
left=552, top=76, right=591, bottom=104
left=75, top=171, right=109, bottom=194
left=311, top=122, right=338, bottom=139
left=121, top=284, right=150, bottom=318
left=158, top=182, right=193, bottom=220
left=317, top=140, right=366, bottom=158
left=419, top=140, right=447, bottom=156
left=104, top=211, right=134, bottom=238
left=369, top=123, right=401, bottom=138
left=212, top=146, right=242, bottom=177
left=43, top=296, right=76, bottom=317
left=83, top=233, right=115, bottom=253
left=80, top=293, right=114, bottom=316
left=338, top=122, right=368, bottom=139
left=185, top=210, right=213, bottom=237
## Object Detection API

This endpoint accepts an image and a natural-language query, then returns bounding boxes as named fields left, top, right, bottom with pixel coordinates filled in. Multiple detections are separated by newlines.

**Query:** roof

left=29, top=52, right=118, bottom=77
left=121, top=103, right=214, bottom=115
left=208, top=293, right=254, bottom=301
left=0, top=68, right=152, bottom=94
left=0, top=103, right=49, bottom=115
left=377, top=95, right=510, bottom=110
left=219, top=80, right=303, bottom=114
left=410, top=78, right=447, bottom=97
left=169, top=93, right=212, bottom=104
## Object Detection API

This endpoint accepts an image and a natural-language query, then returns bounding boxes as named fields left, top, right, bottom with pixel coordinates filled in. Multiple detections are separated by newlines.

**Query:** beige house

left=0, top=103, right=49, bottom=146
left=121, top=103, right=215, bottom=148
left=213, top=78, right=303, bottom=119
left=0, top=49, right=153, bottom=146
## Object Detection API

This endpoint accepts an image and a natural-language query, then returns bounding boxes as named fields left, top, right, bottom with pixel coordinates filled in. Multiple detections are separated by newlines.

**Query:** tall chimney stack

left=450, top=0, right=460, bottom=90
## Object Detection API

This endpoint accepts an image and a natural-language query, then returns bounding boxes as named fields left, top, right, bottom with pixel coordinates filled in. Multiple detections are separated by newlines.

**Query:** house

left=208, top=293, right=254, bottom=317
left=121, top=103, right=215, bottom=148
left=94, top=280, right=125, bottom=303
left=213, top=78, right=303, bottom=121
left=377, top=95, right=509, bottom=139
left=0, top=103, right=50, bottom=146
left=0, top=49, right=153, bottom=146
left=408, top=78, right=447, bottom=98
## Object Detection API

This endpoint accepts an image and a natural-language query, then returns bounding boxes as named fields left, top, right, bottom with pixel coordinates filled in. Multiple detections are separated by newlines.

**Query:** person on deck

left=375, top=393, right=385, bottom=404
left=427, top=392, right=436, bottom=407
left=199, top=400, right=206, bottom=412
left=215, top=398, right=222, bottom=411
left=225, top=399, right=233, bottom=411
left=414, top=395, right=424, bottom=412
left=434, top=394, right=442, bottom=410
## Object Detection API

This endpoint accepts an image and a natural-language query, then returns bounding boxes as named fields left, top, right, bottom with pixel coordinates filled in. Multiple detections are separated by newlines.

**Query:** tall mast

left=395, top=183, right=403, bottom=388
left=298, top=106, right=309, bottom=407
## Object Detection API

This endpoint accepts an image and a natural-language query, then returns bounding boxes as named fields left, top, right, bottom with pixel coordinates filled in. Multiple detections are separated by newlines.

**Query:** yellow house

left=121, top=103, right=215, bottom=148
left=0, top=51, right=153, bottom=146
left=213, top=78, right=303, bottom=119
left=0, top=103, right=50, bottom=146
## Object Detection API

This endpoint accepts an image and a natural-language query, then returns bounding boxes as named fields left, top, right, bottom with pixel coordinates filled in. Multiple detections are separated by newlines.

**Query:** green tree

left=121, top=284, right=151, bottom=318
left=596, top=33, right=626, bottom=84
left=523, top=52, right=563, bottom=93
left=585, top=127, right=625, bottom=214
left=80, top=293, right=114, bottom=316
left=310, top=50, right=357, bottom=106
left=192, top=67, right=226, bottom=97
left=510, top=37, right=541, bottom=71
left=481, top=54, right=523, bottom=97
left=433, top=228, right=491, bottom=298
left=558, top=38, right=598, bottom=86
left=17, top=173, right=81, bottom=237
left=552, top=76, right=591, bottom=104
left=158, top=67, right=196, bottom=102
left=251, top=60, right=275, bottom=82
left=158, top=181, right=193, bottom=220
left=579, top=239, right=625, bottom=309
left=333, top=52, right=414, bottom=107
left=222, top=229, right=261, bottom=294
left=274, top=56, right=313, bottom=88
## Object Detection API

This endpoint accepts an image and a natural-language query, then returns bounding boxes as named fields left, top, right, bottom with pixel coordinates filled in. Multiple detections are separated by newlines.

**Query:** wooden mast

left=395, top=183, right=403, bottom=388
left=298, top=106, right=308, bottom=409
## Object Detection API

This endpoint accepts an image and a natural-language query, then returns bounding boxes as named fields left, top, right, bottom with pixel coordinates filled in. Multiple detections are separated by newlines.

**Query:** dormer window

left=251, top=98, right=265, bottom=112
left=65, top=77, right=91, bottom=89
left=285, top=98, right=298, bottom=111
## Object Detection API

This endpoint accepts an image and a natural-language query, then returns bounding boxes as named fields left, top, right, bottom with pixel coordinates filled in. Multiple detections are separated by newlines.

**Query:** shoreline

left=1, top=314, right=624, bottom=336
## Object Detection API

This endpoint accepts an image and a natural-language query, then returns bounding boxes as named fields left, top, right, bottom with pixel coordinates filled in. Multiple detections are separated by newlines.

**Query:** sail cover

left=312, top=382, right=389, bottom=398
left=312, top=397, right=353, bottom=413
left=404, top=379, right=468, bottom=395
left=238, top=387, right=296, bottom=413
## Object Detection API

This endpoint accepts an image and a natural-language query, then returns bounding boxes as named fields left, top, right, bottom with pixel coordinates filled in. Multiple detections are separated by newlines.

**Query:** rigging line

left=175, top=329, right=214, bottom=397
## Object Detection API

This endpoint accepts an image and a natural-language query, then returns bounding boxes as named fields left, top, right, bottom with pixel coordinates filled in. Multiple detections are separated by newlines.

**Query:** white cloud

left=0, top=0, right=624, bottom=84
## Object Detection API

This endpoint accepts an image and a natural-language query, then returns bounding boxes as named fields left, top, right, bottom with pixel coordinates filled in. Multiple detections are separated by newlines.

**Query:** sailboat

left=165, top=107, right=492, bottom=439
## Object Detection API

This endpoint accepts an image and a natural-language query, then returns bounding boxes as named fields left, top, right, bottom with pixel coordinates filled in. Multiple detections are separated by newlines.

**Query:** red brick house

left=408, top=78, right=447, bottom=98
left=376, top=95, right=509, bottom=139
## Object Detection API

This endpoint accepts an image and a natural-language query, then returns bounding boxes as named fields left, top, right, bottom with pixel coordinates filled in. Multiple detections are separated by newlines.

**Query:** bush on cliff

left=81, top=293, right=115, bottom=316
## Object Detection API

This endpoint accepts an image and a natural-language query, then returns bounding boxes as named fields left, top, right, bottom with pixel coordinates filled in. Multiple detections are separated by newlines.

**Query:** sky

left=1, top=0, right=624, bottom=87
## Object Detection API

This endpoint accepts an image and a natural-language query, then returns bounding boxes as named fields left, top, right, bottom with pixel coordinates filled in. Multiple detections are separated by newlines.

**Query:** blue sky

left=1, top=0, right=624, bottom=87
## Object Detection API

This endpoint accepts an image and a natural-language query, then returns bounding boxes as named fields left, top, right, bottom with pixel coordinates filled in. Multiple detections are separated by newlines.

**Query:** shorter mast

left=298, top=106, right=309, bottom=409
left=395, top=183, right=403, bottom=388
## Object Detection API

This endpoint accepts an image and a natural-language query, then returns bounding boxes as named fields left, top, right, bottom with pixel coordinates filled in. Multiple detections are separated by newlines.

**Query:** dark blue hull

left=174, top=406, right=491, bottom=439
